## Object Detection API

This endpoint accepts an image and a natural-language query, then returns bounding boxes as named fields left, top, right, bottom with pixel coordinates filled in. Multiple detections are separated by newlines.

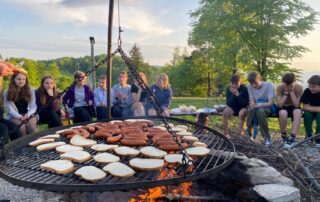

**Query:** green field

left=170, top=97, right=225, bottom=109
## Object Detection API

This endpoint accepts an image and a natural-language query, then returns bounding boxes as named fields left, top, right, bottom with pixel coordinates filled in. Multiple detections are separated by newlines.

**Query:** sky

left=0, top=0, right=319, bottom=84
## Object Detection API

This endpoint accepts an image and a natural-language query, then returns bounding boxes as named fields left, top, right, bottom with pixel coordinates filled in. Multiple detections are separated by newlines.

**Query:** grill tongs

left=117, top=47, right=195, bottom=173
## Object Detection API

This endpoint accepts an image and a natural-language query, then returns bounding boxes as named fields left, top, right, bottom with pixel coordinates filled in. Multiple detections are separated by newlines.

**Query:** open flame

left=130, top=163, right=193, bottom=202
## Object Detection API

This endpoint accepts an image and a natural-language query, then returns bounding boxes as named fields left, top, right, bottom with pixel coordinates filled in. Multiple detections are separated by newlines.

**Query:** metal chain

left=16, top=50, right=119, bottom=129
left=117, top=47, right=194, bottom=170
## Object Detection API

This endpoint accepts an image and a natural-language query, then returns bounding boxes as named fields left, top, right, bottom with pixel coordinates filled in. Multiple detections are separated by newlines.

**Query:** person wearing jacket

left=223, top=74, right=249, bottom=136
left=36, top=75, right=62, bottom=128
left=63, top=71, right=94, bottom=123
left=3, top=72, right=38, bottom=136
left=147, top=73, right=172, bottom=117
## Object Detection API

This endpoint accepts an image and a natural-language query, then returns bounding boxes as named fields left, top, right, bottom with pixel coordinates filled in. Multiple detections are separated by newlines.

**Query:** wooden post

left=107, top=0, right=114, bottom=120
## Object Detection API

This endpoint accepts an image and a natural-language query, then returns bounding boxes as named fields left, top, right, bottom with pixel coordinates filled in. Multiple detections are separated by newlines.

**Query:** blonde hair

left=156, top=73, right=170, bottom=89
left=137, top=72, right=148, bottom=85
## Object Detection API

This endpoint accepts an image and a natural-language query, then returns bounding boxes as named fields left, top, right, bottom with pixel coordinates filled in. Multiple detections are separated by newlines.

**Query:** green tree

left=128, top=43, right=153, bottom=83
left=189, top=0, right=318, bottom=80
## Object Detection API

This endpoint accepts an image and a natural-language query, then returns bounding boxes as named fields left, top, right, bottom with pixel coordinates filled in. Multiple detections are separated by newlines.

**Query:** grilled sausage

left=94, top=131, right=112, bottom=139
left=61, top=129, right=79, bottom=136
left=107, top=134, right=123, bottom=144
left=82, top=126, right=95, bottom=133
left=158, top=143, right=188, bottom=151
left=120, top=139, right=147, bottom=147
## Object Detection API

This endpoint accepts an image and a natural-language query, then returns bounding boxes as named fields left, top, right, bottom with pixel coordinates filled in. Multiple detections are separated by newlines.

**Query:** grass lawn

left=170, top=97, right=307, bottom=139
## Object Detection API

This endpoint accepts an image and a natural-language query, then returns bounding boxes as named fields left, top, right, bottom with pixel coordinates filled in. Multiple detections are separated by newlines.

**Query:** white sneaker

left=264, top=140, right=272, bottom=147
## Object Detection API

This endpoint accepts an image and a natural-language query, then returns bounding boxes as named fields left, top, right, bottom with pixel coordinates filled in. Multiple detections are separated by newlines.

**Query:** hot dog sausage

left=120, top=139, right=147, bottom=147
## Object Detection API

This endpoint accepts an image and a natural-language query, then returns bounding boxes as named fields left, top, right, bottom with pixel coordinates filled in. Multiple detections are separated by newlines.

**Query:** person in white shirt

left=3, top=72, right=38, bottom=136
left=111, top=71, right=133, bottom=117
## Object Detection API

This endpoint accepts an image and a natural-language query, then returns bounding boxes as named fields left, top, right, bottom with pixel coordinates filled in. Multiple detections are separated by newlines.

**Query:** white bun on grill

left=109, top=120, right=123, bottom=124
left=60, top=151, right=91, bottom=163
left=93, top=153, right=120, bottom=163
left=171, top=127, right=187, bottom=133
left=91, top=144, right=118, bottom=152
left=39, top=134, right=60, bottom=139
left=29, top=138, right=55, bottom=147
left=192, top=142, right=207, bottom=147
left=182, top=136, right=199, bottom=142
left=114, top=146, right=140, bottom=157
left=37, top=142, right=66, bottom=151
left=40, top=160, right=74, bottom=174
left=75, top=166, right=106, bottom=183
left=152, top=126, right=167, bottom=131
left=185, top=147, right=210, bottom=157
left=70, top=135, right=97, bottom=147
left=56, top=144, right=83, bottom=153
left=176, top=131, right=193, bottom=137
left=140, top=146, right=167, bottom=159
left=129, top=158, right=164, bottom=171
left=164, top=154, right=193, bottom=165
left=175, top=125, right=188, bottom=130
left=55, top=129, right=68, bottom=134
left=103, top=162, right=135, bottom=178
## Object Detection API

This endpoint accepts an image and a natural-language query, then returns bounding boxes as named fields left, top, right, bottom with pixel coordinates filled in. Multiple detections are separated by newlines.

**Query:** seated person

left=276, top=73, right=303, bottom=146
left=63, top=71, right=94, bottom=123
left=0, top=61, right=22, bottom=144
left=246, top=71, right=275, bottom=147
left=36, top=75, right=62, bottom=128
left=131, top=72, right=148, bottom=117
left=3, top=72, right=38, bottom=136
left=93, top=75, right=110, bottom=120
left=300, top=75, right=320, bottom=147
left=223, top=74, right=249, bottom=136
left=111, top=71, right=133, bottom=117
left=147, top=73, right=172, bottom=117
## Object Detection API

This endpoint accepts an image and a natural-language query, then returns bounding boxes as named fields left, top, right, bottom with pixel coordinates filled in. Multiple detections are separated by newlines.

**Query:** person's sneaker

left=316, top=144, right=320, bottom=148
left=283, top=139, right=295, bottom=149
left=264, top=140, right=272, bottom=147
left=281, top=137, right=289, bottom=145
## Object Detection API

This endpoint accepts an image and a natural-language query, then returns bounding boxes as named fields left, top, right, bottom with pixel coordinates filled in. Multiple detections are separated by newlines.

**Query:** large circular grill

left=0, top=117, right=235, bottom=192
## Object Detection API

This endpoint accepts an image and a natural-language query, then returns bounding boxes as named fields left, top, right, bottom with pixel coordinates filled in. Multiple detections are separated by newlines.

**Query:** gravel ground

left=0, top=178, right=63, bottom=202
left=0, top=177, right=134, bottom=202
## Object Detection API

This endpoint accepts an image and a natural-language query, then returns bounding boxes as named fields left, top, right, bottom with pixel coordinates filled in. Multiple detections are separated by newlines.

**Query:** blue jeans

left=96, top=106, right=107, bottom=120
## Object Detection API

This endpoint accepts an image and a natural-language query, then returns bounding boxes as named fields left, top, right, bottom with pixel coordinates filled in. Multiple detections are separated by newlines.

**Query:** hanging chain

left=16, top=50, right=119, bottom=129
left=117, top=47, right=194, bottom=170
left=117, top=0, right=123, bottom=47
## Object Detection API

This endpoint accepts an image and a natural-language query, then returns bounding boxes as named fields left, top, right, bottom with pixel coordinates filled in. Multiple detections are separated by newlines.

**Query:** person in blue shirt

left=93, top=75, right=111, bottom=120
left=147, top=73, right=172, bottom=117
left=223, top=74, right=249, bottom=136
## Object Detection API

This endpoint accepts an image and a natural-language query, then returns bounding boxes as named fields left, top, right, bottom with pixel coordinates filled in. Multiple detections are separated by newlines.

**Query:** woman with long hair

left=36, top=75, right=62, bottom=128
left=3, top=72, right=38, bottom=136
left=62, top=71, right=94, bottom=123
left=0, top=61, right=23, bottom=144
left=148, top=73, right=172, bottom=117
left=131, top=72, right=148, bottom=116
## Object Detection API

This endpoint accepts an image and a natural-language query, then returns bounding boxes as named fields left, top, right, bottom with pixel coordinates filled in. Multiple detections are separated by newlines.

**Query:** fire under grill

left=0, top=117, right=235, bottom=192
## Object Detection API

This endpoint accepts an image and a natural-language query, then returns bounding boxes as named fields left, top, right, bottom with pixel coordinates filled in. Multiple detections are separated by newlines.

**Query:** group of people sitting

left=223, top=71, right=320, bottom=147
left=0, top=61, right=172, bottom=146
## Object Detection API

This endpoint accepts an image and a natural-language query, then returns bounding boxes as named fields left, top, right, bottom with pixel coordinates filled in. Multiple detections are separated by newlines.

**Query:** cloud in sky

left=1, top=0, right=173, bottom=37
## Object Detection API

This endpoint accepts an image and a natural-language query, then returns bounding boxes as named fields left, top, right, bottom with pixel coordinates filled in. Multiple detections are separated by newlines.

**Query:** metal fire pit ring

left=0, top=117, right=235, bottom=192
